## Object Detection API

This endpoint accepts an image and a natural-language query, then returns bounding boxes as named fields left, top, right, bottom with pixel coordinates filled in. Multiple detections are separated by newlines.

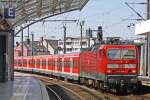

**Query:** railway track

left=36, top=75, right=150, bottom=100
left=46, top=86, right=62, bottom=100
left=15, top=72, right=150, bottom=100
left=35, top=75, right=107, bottom=100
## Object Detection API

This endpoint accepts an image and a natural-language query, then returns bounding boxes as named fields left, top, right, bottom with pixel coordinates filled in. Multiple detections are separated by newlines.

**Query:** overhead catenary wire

left=125, top=2, right=145, bottom=20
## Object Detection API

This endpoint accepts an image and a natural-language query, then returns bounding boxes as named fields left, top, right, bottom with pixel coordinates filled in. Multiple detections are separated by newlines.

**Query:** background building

left=43, top=39, right=58, bottom=55
left=14, top=41, right=49, bottom=56
left=58, top=37, right=95, bottom=54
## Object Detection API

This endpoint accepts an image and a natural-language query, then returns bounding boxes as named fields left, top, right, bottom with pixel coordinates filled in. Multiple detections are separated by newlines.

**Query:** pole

left=80, top=22, right=83, bottom=51
left=88, top=28, right=91, bottom=49
left=80, top=21, right=84, bottom=51
left=147, top=0, right=150, bottom=77
left=28, top=26, right=30, bottom=39
left=63, top=25, right=66, bottom=54
left=21, top=27, right=23, bottom=56
left=147, top=0, right=150, bottom=19
left=31, top=33, right=34, bottom=56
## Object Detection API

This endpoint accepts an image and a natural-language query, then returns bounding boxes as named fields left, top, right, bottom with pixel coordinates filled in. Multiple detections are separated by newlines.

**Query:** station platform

left=0, top=72, right=49, bottom=100
left=138, top=76, right=150, bottom=86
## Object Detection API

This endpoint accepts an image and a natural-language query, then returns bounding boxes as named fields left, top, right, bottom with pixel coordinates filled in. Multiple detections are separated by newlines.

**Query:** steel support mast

left=147, top=0, right=150, bottom=77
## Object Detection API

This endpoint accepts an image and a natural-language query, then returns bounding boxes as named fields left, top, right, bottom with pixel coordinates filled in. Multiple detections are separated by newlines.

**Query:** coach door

left=0, top=35, right=6, bottom=82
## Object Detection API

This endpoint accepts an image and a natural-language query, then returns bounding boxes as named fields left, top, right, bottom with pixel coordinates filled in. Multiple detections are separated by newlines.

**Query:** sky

left=15, top=0, right=146, bottom=42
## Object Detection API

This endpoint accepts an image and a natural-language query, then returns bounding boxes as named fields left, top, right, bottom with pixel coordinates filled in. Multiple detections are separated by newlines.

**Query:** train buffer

left=0, top=73, right=49, bottom=100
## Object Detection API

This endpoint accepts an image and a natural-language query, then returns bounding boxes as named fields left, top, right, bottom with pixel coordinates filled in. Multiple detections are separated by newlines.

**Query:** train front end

left=105, top=45, right=138, bottom=92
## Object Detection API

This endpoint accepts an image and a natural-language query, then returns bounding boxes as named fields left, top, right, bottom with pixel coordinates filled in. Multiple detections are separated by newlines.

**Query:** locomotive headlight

left=107, top=70, right=111, bottom=73
left=107, top=64, right=119, bottom=68
left=132, top=70, right=136, bottom=73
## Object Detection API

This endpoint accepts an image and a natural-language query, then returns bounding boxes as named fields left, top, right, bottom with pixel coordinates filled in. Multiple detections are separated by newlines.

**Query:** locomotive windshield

left=107, top=49, right=136, bottom=59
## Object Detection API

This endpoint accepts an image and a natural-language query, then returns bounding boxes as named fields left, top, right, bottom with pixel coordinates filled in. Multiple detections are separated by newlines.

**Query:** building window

left=66, top=42, right=72, bottom=45
left=74, top=42, right=79, bottom=45
left=82, top=42, right=86, bottom=45
left=59, top=42, right=63, bottom=45
left=75, top=48, right=78, bottom=51
left=67, top=48, right=72, bottom=51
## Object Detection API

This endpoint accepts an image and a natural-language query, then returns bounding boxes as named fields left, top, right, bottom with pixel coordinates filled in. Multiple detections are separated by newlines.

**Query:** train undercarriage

left=79, top=75, right=139, bottom=94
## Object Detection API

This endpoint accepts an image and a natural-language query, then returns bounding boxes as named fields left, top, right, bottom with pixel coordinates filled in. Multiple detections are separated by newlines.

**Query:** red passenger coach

left=14, top=53, right=81, bottom=81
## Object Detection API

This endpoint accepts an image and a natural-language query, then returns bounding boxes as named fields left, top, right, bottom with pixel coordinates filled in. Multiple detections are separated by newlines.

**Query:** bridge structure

left=0, top=0, right=89, bottom=82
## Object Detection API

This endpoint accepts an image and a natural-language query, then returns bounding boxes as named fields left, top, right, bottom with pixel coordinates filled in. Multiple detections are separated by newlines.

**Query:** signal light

left=27, top=38, right=30, bottom=44
left=97, top=26, right=103, bottom=41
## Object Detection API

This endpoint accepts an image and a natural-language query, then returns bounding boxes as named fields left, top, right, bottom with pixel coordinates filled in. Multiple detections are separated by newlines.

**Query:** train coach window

left=52, top=61, right=55, bottom=66
left=29, top=60, right=31, bottom=64
left=67, top=61, right=71, bottom=67
left=29, top=60, right=32, bottom=64
left=42, top=60, right=46, bottom=66
left=48, top=61, right=51, bottom=66
left=23, top=60, right=27, bottom=64
left=73, top=60, right=77, bottom=67
left=66, top=61, right=68, bottom=67
left=30, top=60, right=33, bottom=64
left=64, top=61, right=70, bottom=67
left=64, top=61, right=67, bottom=67
left=18, top=60, right=22, bottom=66
left=36, top=60, right=40, bottom=65
left=33, top=60, right=35, bottom=65
left=59, top=61, right=62, bottom=67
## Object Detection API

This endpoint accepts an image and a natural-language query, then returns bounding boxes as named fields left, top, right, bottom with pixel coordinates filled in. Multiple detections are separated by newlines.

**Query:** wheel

left=116, top=85, right=127, bottom=95
left=94, top=80, right=99, bottom=90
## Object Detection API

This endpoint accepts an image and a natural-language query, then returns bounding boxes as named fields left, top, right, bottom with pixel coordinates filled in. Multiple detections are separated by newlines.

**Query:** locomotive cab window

left=121, top=49, right=136, bottom=59
left=107, top=49, right=121, bottom=59
left=107, top=49, right=136, bottom=60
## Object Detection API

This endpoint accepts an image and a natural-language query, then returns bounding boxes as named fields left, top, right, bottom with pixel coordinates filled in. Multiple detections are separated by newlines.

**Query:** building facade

left=58, top=37, right=95, bottom=54
left=43, top=39, right=58, bottom=55
left=14, top=41, right=49, bottom=56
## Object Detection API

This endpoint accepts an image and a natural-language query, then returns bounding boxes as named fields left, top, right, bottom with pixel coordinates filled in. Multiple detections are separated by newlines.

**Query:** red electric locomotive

left=80, top=44, right=138, bottom=93
left=14, top=44, right=138, bottom=93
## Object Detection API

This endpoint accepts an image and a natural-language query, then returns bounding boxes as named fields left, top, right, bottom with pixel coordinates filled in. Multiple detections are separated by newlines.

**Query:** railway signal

left=97, top=26, right=103, bottom=42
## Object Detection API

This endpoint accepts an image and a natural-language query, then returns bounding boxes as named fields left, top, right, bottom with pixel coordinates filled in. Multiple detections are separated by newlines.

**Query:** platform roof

left=0, top=0, right=89, bottom=27
left=0, top=10, right=11, bottom=30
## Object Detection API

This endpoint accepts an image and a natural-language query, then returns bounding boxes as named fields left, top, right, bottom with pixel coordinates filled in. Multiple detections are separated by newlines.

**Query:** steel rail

left=46, top=86, right=62, bottom=100
left=40, top=78, right=83, bottom=100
